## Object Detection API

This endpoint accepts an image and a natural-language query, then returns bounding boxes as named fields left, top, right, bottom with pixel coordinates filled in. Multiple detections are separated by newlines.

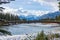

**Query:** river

left=0, top=23, right=60, bottom=35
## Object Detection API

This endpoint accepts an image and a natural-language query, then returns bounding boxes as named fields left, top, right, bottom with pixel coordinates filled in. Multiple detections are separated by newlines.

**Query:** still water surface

left=0, top=23, right=60, bottom=35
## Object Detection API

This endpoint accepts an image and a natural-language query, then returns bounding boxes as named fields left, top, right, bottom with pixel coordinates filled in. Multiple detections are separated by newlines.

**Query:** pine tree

left=58, top=2, right=60, bottom=11
left=35, top=31, right=47, bottom=40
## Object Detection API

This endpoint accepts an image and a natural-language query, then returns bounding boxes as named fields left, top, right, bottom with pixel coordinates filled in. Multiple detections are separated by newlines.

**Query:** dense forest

left=38, top=15, right=60, bottom=23
left=0, top=13, right=20, bottom=21
left=0, top=12, right=21, bottom=26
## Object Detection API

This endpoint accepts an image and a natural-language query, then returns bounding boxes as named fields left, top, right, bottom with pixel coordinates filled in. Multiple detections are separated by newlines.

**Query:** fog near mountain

left=19, top=11, right=60, bottom=20
left=40, top=11, right=60, bottom=19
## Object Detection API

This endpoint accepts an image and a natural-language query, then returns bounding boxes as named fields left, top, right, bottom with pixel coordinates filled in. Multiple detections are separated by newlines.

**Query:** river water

left=0, top=23, right=60, bottom=35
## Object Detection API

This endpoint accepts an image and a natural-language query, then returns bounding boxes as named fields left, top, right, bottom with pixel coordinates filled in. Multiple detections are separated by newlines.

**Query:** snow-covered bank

left=0, top=31, right=60, bottom=40
left=41, top=23, right=60, bottom=27
left=0, top=35, right=28, bottom=40
left=0, top=33, right=37, bottom=40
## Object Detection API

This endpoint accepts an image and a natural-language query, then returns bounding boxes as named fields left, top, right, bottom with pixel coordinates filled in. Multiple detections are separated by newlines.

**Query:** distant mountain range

left=19, top=11, right=60, bottom=20
left=19, top=15, right=39, bottom=20
left=40, top=11, right=60, bottom=19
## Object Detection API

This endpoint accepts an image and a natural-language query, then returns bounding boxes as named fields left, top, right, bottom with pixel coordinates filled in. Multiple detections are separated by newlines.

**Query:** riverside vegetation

left=35, top=31, right=60, bottom=40
left=21, top=31, right=60, bottom=40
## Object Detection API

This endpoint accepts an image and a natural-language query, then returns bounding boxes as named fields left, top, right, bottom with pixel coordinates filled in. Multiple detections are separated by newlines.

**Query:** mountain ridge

left=19, top=11, right=60, bottom=20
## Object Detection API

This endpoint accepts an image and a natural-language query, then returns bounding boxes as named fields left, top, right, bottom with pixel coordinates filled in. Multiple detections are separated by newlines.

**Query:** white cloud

left=33, top=0, right=58, bottom=2
left=3, top=7, right=19, bottom=15
left=27, top=2, right=32, bottom=4
left=2, top=7, right=53, bottom=16
left=43, top=0, right=58, bottom=2
left=18, top=9, right=49, bottom=16
left=19, top=7, right=23, bottom=10
left=27, top=10, right=49, bottom=16
left=2, top=0, right=59, bottom=16
left=32, top=0, right=59, bottom=11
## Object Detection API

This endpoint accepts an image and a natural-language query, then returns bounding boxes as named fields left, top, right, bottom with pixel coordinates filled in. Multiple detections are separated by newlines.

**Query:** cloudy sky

left=0, top=0, right=59, bottom=16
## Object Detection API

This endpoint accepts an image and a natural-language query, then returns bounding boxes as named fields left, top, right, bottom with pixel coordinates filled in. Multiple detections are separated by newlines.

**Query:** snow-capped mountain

left=19, top=15, right=39, bottom=20
left=19, top=11, right=60, bottom=20
left=40, top=11, right=60, bottom=19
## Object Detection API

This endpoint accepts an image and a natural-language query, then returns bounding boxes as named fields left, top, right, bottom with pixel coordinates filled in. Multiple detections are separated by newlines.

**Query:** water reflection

left=0, top=29, right=11, bottom=35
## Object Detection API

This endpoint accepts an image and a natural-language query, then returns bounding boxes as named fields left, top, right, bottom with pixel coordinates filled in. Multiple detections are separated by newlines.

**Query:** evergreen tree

left=35, top=31, right=47, bottom=40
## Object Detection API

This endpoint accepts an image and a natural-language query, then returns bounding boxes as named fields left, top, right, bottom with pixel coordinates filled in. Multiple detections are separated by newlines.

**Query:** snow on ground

left=0, top=30, right=60, bottom=40
left=0, top=33, right=37, bottom=40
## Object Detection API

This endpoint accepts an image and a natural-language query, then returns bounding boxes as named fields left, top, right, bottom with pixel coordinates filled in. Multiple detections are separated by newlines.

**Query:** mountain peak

left=19, top=11, right=60, bottom=20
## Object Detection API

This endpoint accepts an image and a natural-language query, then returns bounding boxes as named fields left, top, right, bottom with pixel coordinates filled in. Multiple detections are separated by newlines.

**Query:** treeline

left=39, top=15, right=60, bottom=23
left=55, top=15, right=60, bottom=21
left=23, top=15, right=60, bottom=23
left=0, top=13, right=20, bottom=21
left=0, top=13, right=21, bottom=26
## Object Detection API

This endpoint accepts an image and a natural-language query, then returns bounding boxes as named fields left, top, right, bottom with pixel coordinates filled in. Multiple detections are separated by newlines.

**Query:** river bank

left=0, top=30, right=60, bottom=40
left=0, top=21, right=60, bottom=26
